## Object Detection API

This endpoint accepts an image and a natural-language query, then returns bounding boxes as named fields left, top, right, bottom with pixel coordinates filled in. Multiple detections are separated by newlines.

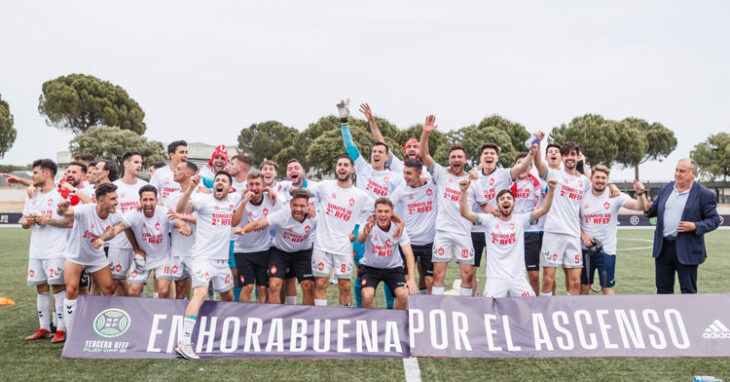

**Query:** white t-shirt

left=189, top=192, right=242, bottom=261
left=542, top=168, right=590, bottom=237
left=580, top=191, right=631, bottom=254
left=267, top=205, right=318, bottom=252
left=109, top=178, right=147, bottom=250
left=390, top=180, right=437, bottom=246
left=122, top=206, right=171, bottom=269
left=308, top=180, right=375, bottom=256
left=472, top=167, right=514, bottom=232
left=23, top=189, right=68, bottom=259
left=199, top=165, right=215, bottom=182
left=354, top=156, right=403, bottom=198
left=65, top=204, right=123, bottom=265
left=231, top=178, right=247, bottom=193
left=512, top=174, right=547, bottom=232
left=165, top=191, right=196, bottom=259
left=233, top=194, right=279, bottom=253
left=361, top=224, right=411, bottom=269
left=430, top=163, right=487, bottom=235
left=149, top=166, right=180, bottom=205
left=477, top=212, right=533, bottom=280
left=277, top=180, right=320, bottom=210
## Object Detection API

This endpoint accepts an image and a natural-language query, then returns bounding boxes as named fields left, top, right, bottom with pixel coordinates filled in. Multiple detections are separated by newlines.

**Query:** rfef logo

left=93, top=308, right=131, bottom=338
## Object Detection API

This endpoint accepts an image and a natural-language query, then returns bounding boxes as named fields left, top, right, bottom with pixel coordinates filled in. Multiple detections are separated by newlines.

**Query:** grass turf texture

left=1, top=228, right=728, bottom=381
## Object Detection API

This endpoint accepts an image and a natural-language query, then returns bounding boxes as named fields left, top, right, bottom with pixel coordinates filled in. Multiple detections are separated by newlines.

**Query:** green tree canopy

left=691, top=132, right=730, bottom=185
left=39, top=74, right=146, bottom=135
left=622, top=117, right=677, bottom=179
left=549, top=114, right=620, bottom=167
left=69, top=126, right=165, bottom=173
left=476, top=115, right=531, bottom=157
left=237, top=120, right=304, bottom=176
left=0, top=94, right=16, bottom=159
left=394, top=123, right=449, bottom=164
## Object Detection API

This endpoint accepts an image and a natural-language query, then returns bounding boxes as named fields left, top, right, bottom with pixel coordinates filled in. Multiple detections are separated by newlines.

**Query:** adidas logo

left=703, top=320, right=730, bottom=339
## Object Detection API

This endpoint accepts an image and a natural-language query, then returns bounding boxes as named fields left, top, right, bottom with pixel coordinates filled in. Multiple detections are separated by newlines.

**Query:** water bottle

left=693, top=376, right=723, bottom=382
left=524, top=134, right=539, bottom=148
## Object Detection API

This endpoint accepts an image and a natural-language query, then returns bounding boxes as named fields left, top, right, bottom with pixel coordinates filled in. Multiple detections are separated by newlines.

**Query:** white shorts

left=128, top=261, right=173, bottom=284
left=108, top=247, right=133, bottom=280
left=540, top=232, right=583, bottom=268
left=190, top=259, right=233, bottom=292
left=311, top=247, right=353, bottom=279
left=27, top=258, right=65, bottom=286
left=170, top=256, right=191, bottom=281
left=484, top=277, right=535, bottom=298
left=432, top=231, right=474, bottom=265
left=65, top=258, right=110, bottom=274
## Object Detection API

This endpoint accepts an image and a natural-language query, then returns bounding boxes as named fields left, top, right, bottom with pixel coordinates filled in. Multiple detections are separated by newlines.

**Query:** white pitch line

left=617, top=246, right=653, bottom=251
left=403, top=357, right=422, bottom=382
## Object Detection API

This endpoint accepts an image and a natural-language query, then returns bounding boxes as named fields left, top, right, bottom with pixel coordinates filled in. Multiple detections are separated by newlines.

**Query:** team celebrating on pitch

left=17, top=100, right=657, bottom=359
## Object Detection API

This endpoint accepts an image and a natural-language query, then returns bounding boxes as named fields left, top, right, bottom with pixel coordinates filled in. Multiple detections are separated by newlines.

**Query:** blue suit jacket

left=647, top=181, right=720, bottom=265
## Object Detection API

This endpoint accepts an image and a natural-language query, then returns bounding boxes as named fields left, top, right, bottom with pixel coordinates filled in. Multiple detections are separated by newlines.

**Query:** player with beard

left=467, top=139, right=540, bottom=296
left=123, top=185, right=191, bottom=298
left=175, top=172, right=240, bottom=360
left=166, top=161, right=199, bottom=299
left=420, top=115, right=492, bottom=296
left=22, top=159, right=73, bottom=343
left=389, top=159, right=438, bottom=294
left=276, top=158, right=319, bottom=304
left=58, top=161, right=93, bottom=204
left=358, top=103, right=429, bottom=178
left=357, top=198, right=418, bottom=309
left=231, top=171, right=279, bottom=303
left=511, top=152, right=548, bottom=295
left=580, top=165, right=646, bottom=295
left=150, top=140, right=188, bottom=205
left=200, top=145, right=229, bottom=184
left=338, top=100, right=402, bottom=308
left=235, top=189, right=317, bottom=305
left=109, top=151, right=147, bottom=296
left=534, top=142, right=592, bottom=296
left=459, top=178, right=557, bottom=298
left=57, top=183, right=128, bottom=334
left=308, top=155, right=393, bottom=307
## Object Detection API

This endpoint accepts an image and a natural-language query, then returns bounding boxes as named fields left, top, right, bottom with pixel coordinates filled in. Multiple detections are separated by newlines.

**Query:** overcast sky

left=1, top=0, right=728, bottom=181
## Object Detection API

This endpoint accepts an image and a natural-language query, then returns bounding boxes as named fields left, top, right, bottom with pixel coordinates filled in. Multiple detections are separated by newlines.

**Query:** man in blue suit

left=645, top=158, right=720, bottom=294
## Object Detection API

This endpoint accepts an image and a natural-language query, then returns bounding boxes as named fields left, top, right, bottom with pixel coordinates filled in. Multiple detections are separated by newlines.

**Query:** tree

left=394, top=123, right=449, bottom=164
left=69, top=126, right=165, bottom=171
left=622, top=118, right=677, bottom=179
left=692, top=132, right=730, bottom=200
left=38, top=74, right=146, bottom=135
left=0, top=94, right=16, bottom=159
left=303, top=115, right=399, bottom=178
left=476, top=115, right=531, bottom=157
left=549, top=114, right=620, bottom=167
left=237, top=121, right=303, bottom=176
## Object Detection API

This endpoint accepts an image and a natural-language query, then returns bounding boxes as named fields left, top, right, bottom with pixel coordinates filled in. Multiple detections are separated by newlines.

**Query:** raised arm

left=420, top=115, right=437, bottom=169
left=357, top=216, right=375, bottom=244
left=337, top=99, right=361, bottom=161
left=622, top=180, right=647, bottom=211
left=510, top=144, right=538, bottom=181
left=359, top=103, right=394, bottom=161
left=533, top=132, right=548, bottom=178
left=1, top=173, right=32, bottom=187
left=176, top=175, right=199, bottom=214
left=532, top=179, right=557, bottom=220
left=458, top=179, right=478, bottom=224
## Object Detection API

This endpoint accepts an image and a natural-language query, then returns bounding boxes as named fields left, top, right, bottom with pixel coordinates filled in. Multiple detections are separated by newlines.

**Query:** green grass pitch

left=1, top=228, right=729, bottom=381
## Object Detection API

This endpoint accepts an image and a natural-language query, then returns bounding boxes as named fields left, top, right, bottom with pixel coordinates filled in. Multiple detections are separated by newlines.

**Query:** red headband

left=403, top=138, right=420, bottom=154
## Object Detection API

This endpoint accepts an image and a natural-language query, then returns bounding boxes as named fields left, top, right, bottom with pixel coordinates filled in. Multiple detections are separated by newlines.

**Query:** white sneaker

left=175, top=343, right=200, bottom=360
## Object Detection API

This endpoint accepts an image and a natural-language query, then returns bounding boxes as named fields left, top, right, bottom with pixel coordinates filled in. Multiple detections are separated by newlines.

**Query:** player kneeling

left=357, top=198, right=418, bottom=309
left=459, top=179, right=557, bottom=298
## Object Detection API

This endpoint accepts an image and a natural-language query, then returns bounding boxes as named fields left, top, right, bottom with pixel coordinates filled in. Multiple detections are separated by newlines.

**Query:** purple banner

left=62, top=295, right=409, bottom=359
left=408, top=294, right=730, bottom=358
left=617, top=214, right=730, bottom=227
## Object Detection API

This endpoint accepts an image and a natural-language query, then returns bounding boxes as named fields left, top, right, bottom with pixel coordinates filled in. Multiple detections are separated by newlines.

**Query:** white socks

left=460, top=287, right=472, bottom=296
left=431, top=286, right=445, bottom=295
left=54, top=290, right=66, bottom=331
left=37, top=292, right=51, bottom=330
left=285, top=296, right=297, bottom=305
left=180, top=316, right=197, bottom=346
left=63, top=298, right=77, bottom=334
left=541, top=291, right=553, bottom=296
left=314, top=299, right=327, bottom=306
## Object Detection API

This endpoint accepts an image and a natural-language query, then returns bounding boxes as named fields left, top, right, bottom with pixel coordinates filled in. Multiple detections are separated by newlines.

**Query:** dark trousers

left=655, top=238, right=698, bottom=294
